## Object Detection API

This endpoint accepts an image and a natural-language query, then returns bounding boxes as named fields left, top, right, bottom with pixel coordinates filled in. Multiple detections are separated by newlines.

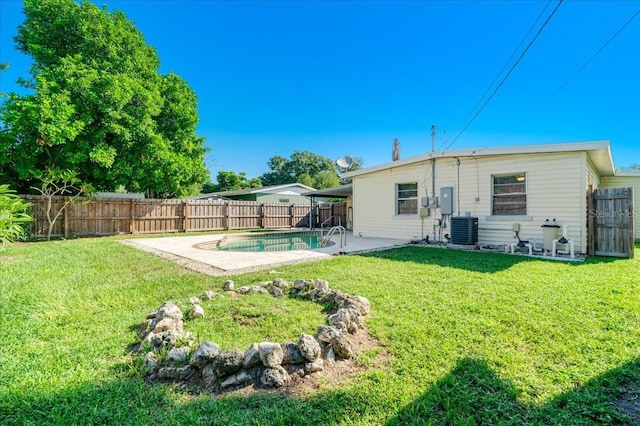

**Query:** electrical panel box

left=440, top=187, right=453, bottom=215
left=421, top=197, right=429, bottom=207
left=419, top=208, right=430, bottom=217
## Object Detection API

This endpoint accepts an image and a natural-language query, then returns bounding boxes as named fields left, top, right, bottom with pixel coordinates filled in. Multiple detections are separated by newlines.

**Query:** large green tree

left=0, top=0, right=208, bottom=198
left=260, top=151, right=340, bottom=189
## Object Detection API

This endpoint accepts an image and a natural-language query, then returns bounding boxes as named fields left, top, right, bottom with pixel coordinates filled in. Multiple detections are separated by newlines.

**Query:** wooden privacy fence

left=22, top=195, right=346, bottom=238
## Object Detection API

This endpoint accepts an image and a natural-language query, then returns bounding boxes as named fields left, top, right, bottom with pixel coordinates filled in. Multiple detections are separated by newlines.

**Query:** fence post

left=224, top=201, right=230, bottom=230
left=183, top=199, right=189, bottom=232
left=290, top=203, right=294, bottom=228
left=587, top=185, right=594, bottom=255
left=129, top=199, right=135, bottom=234
left=63, top=197, right=69, bottom=238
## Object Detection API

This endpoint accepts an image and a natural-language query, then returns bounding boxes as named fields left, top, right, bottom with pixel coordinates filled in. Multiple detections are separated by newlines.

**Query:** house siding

left=600, top=175, right=640, bottom=240
left=352, top=151, right=589, bottom=252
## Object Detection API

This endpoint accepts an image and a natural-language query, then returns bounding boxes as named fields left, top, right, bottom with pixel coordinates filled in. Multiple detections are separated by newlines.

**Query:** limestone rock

left=322, top=345, right=336, bottom=365
left=156, top=302, right=184, bottom=322
left=158, top=365, right=195, bottom=381
left=221, top=371, right=253, bottom=389
left=333, top=334, right=354, bottom=359
left=222, top=280, right=234, bottom=291
left=236, top=286, right=251, bottom=295
left=189, top=304, right=205, bottom=319
left=190, top=340, right=221, bottom=368
left=260, top=366, right=290, bottom=387
left=153, top=317, right=181, bottom=334
left=340, top=295, right=371, bottom=316
left=328, top=308, right=351, bottom=328
left=143, top=351, right=158, bottom=375
left=315, top=279, right=330, bottom=292
left=298, top=333, right=321, bottom=362
left=272, top=278, right=288, bottom=288
left=304, top=358, right=324, bottom=373
left=243, top=343, right=261, bottom=369
left=202, top=364, right=217, bottom=387
left=258, top=342, right=284, bottom=367
left=148, top=330, right=181, bottom=350
left=293, top=279, right=313, bottom=292
left=202, top=289, right=218, bottom=300
left=165, top=347, right=190, bottom=365
left=281, top=342, right=305, bottom=365
left=317, top=325, right=342, bottom=343
left=213, top=349, right=244, bottom=377
left=329, top=308, right=362, bottom=334
left=269, top=285, right=284, bottom=298
left=189, top=296, right=201, bottom=305
left=326, top=289, right=347, bottom=307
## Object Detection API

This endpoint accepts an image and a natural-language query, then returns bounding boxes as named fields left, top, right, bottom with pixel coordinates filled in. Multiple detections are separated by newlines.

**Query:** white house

left=343, top=140, right=638, bottom=256
left=192, top=183, right=317, bottom=204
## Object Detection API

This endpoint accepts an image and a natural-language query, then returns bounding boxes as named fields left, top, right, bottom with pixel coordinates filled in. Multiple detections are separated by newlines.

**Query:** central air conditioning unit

left=451, top=216, right=478, bottom=245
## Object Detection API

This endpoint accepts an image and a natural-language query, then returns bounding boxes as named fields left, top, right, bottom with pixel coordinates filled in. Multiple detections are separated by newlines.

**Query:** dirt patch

left=0, top=254, right=20, bottom=264
left=613, top=380, right=640, bottom=424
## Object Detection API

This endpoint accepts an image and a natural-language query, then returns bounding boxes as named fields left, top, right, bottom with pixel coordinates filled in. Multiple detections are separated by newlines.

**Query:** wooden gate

left=589, top=187, right=634, bottom=258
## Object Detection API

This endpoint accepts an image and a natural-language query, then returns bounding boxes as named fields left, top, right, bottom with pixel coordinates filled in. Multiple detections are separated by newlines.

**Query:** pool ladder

left=320, top=225, right=346, bottom=248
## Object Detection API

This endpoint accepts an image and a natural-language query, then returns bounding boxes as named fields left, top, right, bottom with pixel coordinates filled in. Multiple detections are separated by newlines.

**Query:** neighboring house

left=96, top=191, right=145, bottom=199
left=189, top=193, right=228, bottom=201
left=193, top=183, right=317, bottom=204
left=343, top=140, right=639, bottom=255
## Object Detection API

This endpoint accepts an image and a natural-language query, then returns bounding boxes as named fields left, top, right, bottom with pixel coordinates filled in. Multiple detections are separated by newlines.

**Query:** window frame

left=396, top=182, right=418, bottom=215
left=491, top=173, right=527, bottom=216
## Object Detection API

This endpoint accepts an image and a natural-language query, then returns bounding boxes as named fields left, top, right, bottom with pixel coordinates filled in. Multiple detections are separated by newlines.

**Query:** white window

left=397, top=183, right=418, bottom=215
left=492, top=174, right=526, bottom=215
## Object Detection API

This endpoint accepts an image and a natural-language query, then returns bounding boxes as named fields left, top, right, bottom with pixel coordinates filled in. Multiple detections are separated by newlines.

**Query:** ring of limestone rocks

left=135, top=278, right=372, bottom=393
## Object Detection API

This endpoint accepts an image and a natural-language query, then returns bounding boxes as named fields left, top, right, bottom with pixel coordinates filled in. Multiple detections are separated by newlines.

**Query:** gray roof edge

left=344, top=140, right=613, bottom=178
left=216, top=182, right=317, bottom=196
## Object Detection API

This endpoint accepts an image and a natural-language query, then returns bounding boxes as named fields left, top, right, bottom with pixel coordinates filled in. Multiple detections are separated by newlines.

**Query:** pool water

left=205, top=232, right=330, bottom=252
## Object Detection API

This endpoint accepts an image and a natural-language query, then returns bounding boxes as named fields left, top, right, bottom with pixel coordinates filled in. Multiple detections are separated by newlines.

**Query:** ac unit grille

left=451, top=217, right=478, bottom=245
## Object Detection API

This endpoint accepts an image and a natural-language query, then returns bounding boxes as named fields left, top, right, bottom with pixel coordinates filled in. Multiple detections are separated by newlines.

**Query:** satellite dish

left=336, top=156, right=353, bottom=169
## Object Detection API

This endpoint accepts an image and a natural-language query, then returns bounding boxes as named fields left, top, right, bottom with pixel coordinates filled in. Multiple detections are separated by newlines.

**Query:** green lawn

left=1, top=238, right=638, bottom=425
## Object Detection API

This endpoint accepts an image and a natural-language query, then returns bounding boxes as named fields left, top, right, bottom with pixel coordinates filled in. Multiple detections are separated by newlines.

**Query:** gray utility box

left=451, top=216, right=478, bottom=245
left=440, top=187, right=454, bottom=215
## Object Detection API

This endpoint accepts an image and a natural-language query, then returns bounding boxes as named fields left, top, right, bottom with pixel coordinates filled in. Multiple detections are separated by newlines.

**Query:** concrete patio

left=122, top=231, right=410, bottom=275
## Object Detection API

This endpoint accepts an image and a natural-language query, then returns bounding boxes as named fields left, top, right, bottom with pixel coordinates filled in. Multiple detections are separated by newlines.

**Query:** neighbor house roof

left=302, top=183, right=353, bottom=198
left=214, top=183, right=316, bottom=197
left=343, top=140, right=616, bottom=178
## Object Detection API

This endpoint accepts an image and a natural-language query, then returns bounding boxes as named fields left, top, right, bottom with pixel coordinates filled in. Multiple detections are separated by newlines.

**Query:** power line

left=443, top=0, right=564, bottom=151
left=443, top=0, right=554, bottom=152
left=485, top=7, right=640, bottom=148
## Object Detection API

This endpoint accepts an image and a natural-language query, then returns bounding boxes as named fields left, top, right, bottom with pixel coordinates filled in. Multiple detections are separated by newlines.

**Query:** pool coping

left=121, top=230, right=411, bottom=275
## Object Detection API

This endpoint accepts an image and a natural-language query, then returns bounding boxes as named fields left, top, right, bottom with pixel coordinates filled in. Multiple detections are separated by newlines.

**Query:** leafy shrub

left=0, top=184, right=31, bottom=247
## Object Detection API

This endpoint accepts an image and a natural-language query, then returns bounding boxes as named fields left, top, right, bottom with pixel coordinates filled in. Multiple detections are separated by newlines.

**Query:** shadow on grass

left=2, top=357, right=638, bottom=425
left=357, top=244, right=637, bottom=274
left=358, top=246, right=543, bottom=273
left=0, top=375, right=369, bottom=426
left=386, top=357, right=640, bottom=425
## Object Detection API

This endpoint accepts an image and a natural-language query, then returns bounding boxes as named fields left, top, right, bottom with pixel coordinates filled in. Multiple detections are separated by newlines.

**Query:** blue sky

left=1, top=0, right=639, bottom=181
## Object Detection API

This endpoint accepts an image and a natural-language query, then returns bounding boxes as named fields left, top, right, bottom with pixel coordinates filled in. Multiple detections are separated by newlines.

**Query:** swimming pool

left=196, top=232, right=332, bottom=253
